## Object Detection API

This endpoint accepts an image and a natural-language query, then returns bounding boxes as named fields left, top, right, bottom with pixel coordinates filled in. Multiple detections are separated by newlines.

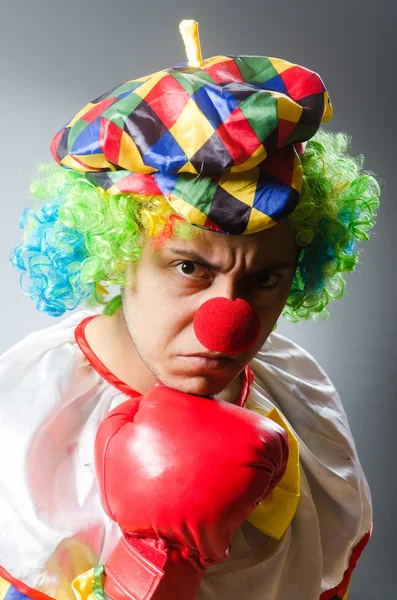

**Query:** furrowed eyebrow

left=167, top=248, right=221, bottom=270
left=167, top=247, right=297, bottom=273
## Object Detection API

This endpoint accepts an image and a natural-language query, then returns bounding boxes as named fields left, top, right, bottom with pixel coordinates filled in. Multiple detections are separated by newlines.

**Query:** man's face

left=122, top=219, right=298, bottom=397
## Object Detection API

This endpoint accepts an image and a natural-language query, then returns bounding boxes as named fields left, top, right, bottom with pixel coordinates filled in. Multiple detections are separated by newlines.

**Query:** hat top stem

left=179, top=20, right=203, bottom=68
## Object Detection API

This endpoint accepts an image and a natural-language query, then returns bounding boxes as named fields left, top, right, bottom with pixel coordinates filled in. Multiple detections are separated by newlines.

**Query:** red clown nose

left=193, top=297, right=261, bottom=354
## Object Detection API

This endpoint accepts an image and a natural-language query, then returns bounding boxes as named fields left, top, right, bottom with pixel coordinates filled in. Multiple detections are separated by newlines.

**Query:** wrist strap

left=104, top=536, right=204, bottom=600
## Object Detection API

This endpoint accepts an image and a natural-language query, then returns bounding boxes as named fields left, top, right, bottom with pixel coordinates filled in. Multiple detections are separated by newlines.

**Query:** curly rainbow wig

left=10, top=129, right=380, bottom=322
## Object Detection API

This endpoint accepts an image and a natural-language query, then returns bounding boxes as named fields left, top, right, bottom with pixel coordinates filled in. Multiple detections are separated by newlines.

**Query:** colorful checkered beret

left=50, top=21, right=333, bottom=235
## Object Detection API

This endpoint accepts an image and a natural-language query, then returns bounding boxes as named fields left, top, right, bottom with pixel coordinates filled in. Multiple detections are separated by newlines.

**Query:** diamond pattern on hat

left=144, top=74, right=191, bottom=130
left=71, top=117, right=101, bottom=155
left=124, top=100, right=169, bottom=157
left=208, top=185, right=252, bottom=235
left=255, top=74, right=289, bottom=94
left=221, top=82, right=257, bottom=103
left=85, top=171, right=117, bottom=191
left=80, top=97, right=116, bottom=124
left=142, top=130, right=187, bottom=173
left=192, top=84, right=239, bottom=130
left=216, top=106, right=261, bottom=164
left=51, top=128, right=70, bottom=162
left=253, top=172, right=299, bottom=222
left=51, top=51, right=333, bottom=235
left=119, top=130, right=157, bottom=174
left=170, top=67, right=215, bottom=94
left=102, top=92, right=144, bottom=129
left=190, top=131, right=233, bottom=175
left=169, top=97, right=215, bottom=157
left=280, top=65, right=326, bottom=101
left=297, top=92, right=325, bottom=128
left=202, top=57, right=245, bottom=83
left=99, top=119, right=123, bottom=165
left=239, top=92, right=278, bottom=143
left=172, top=173, right=218, bottom=215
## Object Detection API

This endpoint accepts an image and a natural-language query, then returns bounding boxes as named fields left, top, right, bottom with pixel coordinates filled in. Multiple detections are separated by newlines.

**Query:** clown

left=0, top=19, right=380, bottom=600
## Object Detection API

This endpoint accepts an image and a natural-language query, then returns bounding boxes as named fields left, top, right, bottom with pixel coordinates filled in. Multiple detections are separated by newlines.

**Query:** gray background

left=1, top=0, right=396, bottom=597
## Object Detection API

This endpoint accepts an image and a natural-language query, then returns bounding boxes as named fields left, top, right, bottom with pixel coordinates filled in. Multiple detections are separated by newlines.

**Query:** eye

left=174, top=261, right=208, bottom=279
left=249, top=272, right=281, bottom=290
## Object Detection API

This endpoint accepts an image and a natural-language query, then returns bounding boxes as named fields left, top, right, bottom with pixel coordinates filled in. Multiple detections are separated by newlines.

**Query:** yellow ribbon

left=247, top=406, right=301, bottom=540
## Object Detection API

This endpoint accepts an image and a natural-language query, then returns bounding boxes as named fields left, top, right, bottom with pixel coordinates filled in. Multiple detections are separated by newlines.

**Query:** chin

left=160, top=373, right=230, bottom=398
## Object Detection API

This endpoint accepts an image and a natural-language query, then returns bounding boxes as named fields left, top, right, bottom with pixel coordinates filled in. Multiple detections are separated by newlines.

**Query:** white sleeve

left=249, top=332, right=373, bottom=593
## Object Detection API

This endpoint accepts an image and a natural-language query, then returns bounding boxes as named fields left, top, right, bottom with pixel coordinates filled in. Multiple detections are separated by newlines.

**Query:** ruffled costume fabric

left=0, top=308, right=372, bottom=600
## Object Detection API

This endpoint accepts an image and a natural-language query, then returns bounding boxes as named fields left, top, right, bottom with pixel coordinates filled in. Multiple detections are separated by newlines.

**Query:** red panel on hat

left=115, top=172, right=162, bottom=195
left=144, top=76, right=191, bottom=130
left=216, top=107, right=262, bottom=165
left=277, top=119, right=298, bottom=149
left=204, top=60, right=245, bottom=83
left=100, top=118, right=123, bottom=164
left=81, top=97, right=116, bottom=124
left=280, top=66, right=324, bottom=101
left=50, top=129, right=63, bottom=164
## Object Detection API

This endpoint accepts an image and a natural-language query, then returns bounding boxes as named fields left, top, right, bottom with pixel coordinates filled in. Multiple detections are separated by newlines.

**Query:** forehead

left=166, top=219, right=298, bottom=265
left=176, top=219, right=297, bottom=258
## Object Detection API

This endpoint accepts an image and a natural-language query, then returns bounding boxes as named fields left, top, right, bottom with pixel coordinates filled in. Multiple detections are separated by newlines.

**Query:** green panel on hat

left=171, top=69, right=215, bottom=94
left=239, top=93, right=278, bottom=143
left=235, top=57, right=279, bottom=84
left=111, top=81, right=145, bottom=97
left=172, top=173, right=218, bottom=216
left=286, top=123, right=317, bottom=145
left=101, top=92, right=144, bottom=128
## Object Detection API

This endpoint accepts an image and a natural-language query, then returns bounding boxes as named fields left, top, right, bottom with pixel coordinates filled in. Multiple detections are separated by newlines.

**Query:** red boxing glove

left=94, top=383, right=288, bottom=600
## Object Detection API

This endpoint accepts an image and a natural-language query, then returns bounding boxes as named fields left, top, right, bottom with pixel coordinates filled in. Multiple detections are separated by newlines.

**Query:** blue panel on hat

left=154, top=171, right=178, bottom=196
left=71, top=118, right=101, bottom=155
left=256, top=74, right=289, bottom=95
left=143, top=131, right=187, bottom=174
left=117, top=90, right=135, bottom=100
left=252, top=172, right=291, bottom=220
left=192, top=85, right=239, bottom=130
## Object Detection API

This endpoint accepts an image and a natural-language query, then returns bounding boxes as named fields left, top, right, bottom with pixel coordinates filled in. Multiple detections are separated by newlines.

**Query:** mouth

left=178, top=353, right=235, bottom=370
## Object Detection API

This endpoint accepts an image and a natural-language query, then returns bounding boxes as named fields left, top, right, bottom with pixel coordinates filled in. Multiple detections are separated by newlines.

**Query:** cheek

left=125, top=278, right=196, bottom=350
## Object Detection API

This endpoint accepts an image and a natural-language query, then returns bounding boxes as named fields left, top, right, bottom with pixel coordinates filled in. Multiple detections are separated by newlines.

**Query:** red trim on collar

left=0, top=565, right=54, bottom=600
left=319, top=523, right=373, bottom=599
left=74, top=314, right=254, bottom=405
left=74, top=315, right=141, bottom=398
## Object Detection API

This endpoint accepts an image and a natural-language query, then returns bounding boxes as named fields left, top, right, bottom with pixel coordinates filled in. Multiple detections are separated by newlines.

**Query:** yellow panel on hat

left=129, top=73, right=152, bottom=83
left=168, top=195, right=208, bottom=226
left=133, top=70, right=170, bottom=100
left=268, top=57, right=295, bottom=75
left=73, top=153, right=117, bottom=170
left=118, top=130, right=157, bottom=174
left=107, top=183, right=124, bottom=195
left=170, top=98, right=214, bottom=157
left=274, top=92, right=303, bottom=123
left=245, top=205, right=277, bottom=234
left=178, top=161, right=199, bottom=175
left=230, top=144, right=267, bottom=173
left=68, top=103, right=97, bottom=127
left=290, top=154, right=303, bottom=192
left=201, top=55, right=233, bottom=69
left=322, top=91, right=333, bottom=122
left=60, top=154, right=113, bottom=172
left=218, top=169, right=259, bottom=207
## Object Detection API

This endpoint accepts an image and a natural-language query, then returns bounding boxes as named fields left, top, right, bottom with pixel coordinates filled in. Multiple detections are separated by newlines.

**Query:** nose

left=193, top=297, right=261, bottom=354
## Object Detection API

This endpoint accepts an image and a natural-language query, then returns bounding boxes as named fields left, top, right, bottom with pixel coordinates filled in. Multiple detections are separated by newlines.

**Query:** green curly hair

left=10, top=129, right=380, bottom=322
